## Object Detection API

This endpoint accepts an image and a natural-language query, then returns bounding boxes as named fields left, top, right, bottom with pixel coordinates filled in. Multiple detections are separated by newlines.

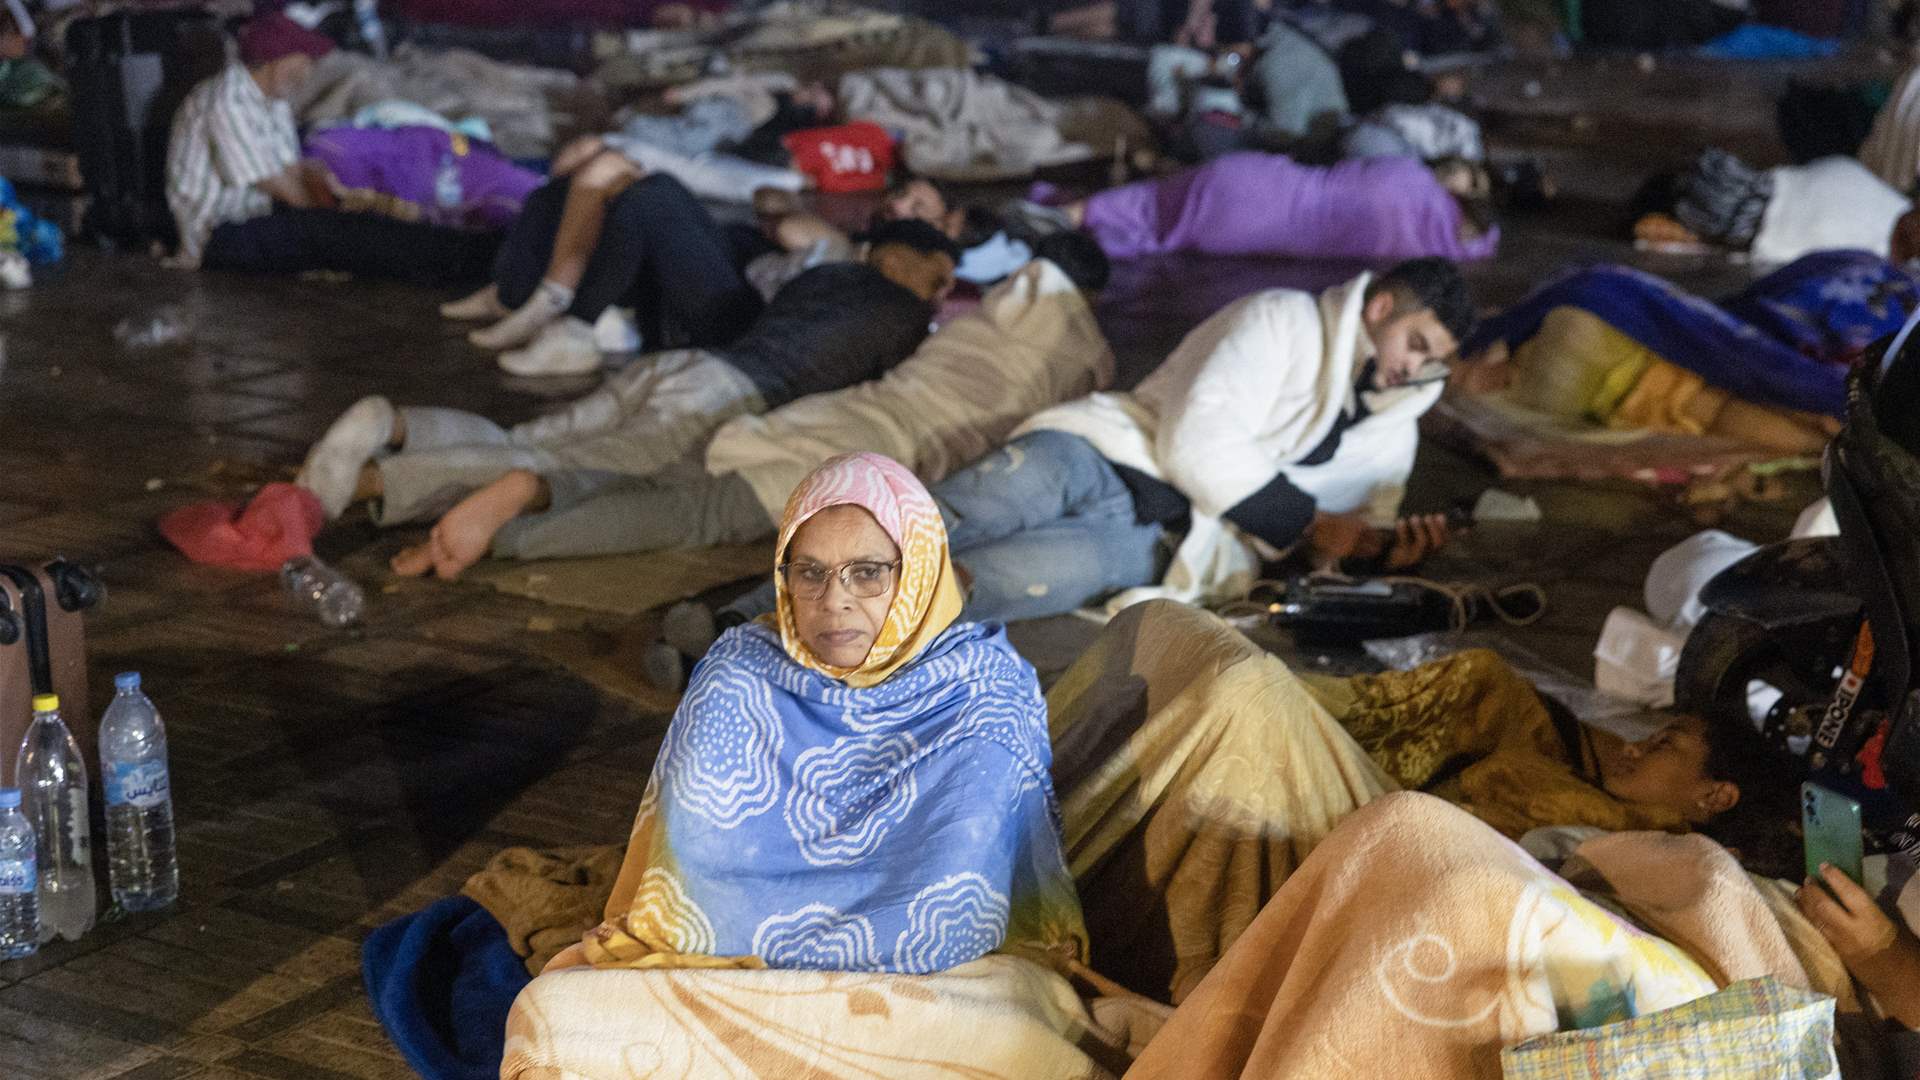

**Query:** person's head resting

left=774, top=453, right=965, bottom=687
left=1035, top=230, right=1111, bottom=294
left=1362, top=257, right=1474, bottom=390
left=0, top=0, right=32, bottom=62
left=788, top=80, right=838, bottom=127
left=238, top=13, right=335, bottom=100
left=876, top=177, right=965, bottom=240
left=861, top=218, right=961, bottom=304
left=1591, top=708, right=1790, bottom=832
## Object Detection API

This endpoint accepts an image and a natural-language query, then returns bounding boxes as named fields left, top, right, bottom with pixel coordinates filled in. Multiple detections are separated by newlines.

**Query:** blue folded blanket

left=362, top=896, right=531, bottom=1080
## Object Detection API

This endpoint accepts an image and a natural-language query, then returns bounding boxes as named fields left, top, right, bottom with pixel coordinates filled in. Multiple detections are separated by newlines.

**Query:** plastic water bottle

left=281, top=556, right=365, bottom=628
left=99, top=673, right=177, bottom=913
left=434, top=152, right=463, bottom=214
left=16, top=695, right=93, bottom=943
left=0, top=789, right=38, bottom=960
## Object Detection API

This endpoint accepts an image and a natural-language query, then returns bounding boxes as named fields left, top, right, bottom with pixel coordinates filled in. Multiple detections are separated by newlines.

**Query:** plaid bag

left=1500, top=977, right=1838, bottom=1080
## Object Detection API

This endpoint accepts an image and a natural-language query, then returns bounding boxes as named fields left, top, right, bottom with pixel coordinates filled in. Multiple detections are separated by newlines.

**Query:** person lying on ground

left=908, top=257, right=1475, bottom=625
left=163, top=13, right=500, bottom=286
left=1047, top=599, right=1779, bottom=1005
left=1147, top=20, right=1349, bottom=157
left=1051, top=150, right=1497, bottom=261
left=442, top=171, right=967, bottom=374
left=534, top=452, right=1086, bottom=978
left=298, top=125, right=543, bottom=234
left=1631, top=150, right=1910, bottom=265
left=1457, top=250, right=1919, bottom=454
left=294, top=219, right=957, bottom=550
left=379, top=235, right=1114, bottom=587
left=1122, top=792, right=1861, bottom=1079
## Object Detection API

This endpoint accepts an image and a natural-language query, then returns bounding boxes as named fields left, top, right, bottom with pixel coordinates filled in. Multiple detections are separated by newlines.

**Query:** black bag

left=65, top=10, right=228, bottom=247
left=0, top=561, right=103, bottom=786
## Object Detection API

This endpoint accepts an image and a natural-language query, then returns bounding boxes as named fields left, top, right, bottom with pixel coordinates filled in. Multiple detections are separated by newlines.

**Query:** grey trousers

left=372, top=349, right=765, bottom=529
left=491, top=461, right=776, bottom=561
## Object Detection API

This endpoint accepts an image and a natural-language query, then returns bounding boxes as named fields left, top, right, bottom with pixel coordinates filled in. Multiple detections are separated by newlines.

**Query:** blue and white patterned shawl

left=589, top=620, right=1087, bottom=974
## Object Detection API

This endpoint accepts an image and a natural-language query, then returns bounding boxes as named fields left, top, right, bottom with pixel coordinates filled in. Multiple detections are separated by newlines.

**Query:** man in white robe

left=934, top=257, right=1476, bottom=622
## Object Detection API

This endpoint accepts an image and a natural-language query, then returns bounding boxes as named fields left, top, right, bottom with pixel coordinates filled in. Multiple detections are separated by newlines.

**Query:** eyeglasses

left=779, top=560, right=901, bottom=600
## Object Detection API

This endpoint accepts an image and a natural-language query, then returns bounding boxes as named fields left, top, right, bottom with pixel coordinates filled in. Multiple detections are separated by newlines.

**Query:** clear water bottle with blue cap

left=99, top=673, right=178, bottom=912
left=0, top=789, right=38, bottom=959
left=16, top=694, right=92, bottom=942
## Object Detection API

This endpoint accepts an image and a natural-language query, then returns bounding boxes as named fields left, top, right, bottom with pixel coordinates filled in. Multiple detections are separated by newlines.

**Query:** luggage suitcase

left=65, top=10, right=228, bottom=247
left=0, top=561, right=103, bottom=786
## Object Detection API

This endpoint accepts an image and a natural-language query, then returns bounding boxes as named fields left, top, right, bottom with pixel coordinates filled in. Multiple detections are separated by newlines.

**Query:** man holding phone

left=924, top=257, right=1475, bottom=623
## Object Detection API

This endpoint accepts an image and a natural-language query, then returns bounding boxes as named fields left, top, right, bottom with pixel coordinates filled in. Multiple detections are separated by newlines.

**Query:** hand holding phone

left=1802, top=782, right=1864, bottom=890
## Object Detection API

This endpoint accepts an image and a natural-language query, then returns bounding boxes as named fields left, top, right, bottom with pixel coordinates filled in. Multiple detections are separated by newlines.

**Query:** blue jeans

left=936, top=431, right=1165, bottom=623
left=717, top=432, right=1165, bottom=627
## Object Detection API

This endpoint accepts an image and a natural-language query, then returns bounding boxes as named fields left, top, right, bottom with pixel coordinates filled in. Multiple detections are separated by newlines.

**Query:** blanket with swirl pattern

left=581, top=620, right=1086, bottom=974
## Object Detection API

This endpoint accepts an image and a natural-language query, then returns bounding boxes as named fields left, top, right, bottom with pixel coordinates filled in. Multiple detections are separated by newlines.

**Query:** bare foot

left=422, top=470, right=544, bottom=581
left=390, top=544, right=434, bottom=577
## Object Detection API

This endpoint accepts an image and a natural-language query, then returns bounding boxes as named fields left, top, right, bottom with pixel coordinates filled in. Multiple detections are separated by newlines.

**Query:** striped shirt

left=166, top=63, right=300, bottom=264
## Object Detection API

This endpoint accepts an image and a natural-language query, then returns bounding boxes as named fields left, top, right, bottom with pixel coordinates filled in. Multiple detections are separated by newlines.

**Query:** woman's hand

left=1798, top=863, right=1920, bottom=1029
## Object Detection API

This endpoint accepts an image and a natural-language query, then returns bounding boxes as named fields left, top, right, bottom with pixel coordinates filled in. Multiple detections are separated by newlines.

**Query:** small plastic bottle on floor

left=0, top=789, right=39, bottom=959
left=281, top=556, right=366, bottom=628
left=99, top=673, right=178, bottom=913
left=16, top=695, right=94, bottom=943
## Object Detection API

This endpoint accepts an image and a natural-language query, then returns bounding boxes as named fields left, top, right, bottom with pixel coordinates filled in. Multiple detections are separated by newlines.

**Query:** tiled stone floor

left=0, top=49, right=1866, bottom=1077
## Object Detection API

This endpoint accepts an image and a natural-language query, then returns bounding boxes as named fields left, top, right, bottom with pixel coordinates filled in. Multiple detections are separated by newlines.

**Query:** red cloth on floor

left=783, top=123, right=896, bottom=194
left=158, top=483, right=326, bottom=572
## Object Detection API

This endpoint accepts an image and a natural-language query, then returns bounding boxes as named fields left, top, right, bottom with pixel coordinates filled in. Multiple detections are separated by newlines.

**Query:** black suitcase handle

left=0, top=566, right=53, bottom=695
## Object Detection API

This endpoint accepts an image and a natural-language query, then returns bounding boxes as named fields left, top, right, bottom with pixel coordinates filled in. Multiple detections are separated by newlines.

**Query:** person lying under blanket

left=163, top=13, right=502, bottom=286
left=298, top=125, right=542, bottom=234
left=293, top=220, right=955, bottom=547
left=1052, top=150, right=1498, bottom=262
left=1632, top=150, right=1911, bottom=265
left=383, top=239, right=1114, bottom=585
left=1457, top=250, right=1920, bottom=454
left=443, top=172, right=973, bottom=375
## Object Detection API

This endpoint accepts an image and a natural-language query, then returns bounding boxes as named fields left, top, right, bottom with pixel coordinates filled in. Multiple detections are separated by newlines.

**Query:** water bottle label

left=0, top=859, right=33, bottom=894
left=106, top=760, right=170, bottom=809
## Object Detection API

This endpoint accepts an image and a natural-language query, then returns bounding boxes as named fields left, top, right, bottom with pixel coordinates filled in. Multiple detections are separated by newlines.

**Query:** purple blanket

left=1082, top=153, right=1499, bottom=262
left=304, top=126, right=541, bottom=233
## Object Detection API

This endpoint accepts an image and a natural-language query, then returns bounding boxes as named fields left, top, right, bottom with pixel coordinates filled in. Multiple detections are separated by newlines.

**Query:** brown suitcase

left=0, top=561, right=103, bottom=786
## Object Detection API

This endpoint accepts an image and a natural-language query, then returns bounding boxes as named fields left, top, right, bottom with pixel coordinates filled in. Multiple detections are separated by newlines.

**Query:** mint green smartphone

left=1802, top=782, right=1864, bottom=887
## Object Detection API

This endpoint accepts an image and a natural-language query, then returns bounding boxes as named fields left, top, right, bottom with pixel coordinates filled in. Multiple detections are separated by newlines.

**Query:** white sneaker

left=440, top=284, right=505, bottom=321
left=469, top=284, right=567, bottom=350
left=498, top=318, right=601, bottom=377
left=296, top=395, right=395, bottom=519
left=593, top=307, right=642, bottom=353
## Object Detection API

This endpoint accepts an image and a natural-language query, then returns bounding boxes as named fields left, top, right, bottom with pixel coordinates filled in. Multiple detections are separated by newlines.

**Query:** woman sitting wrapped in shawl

left=503, top=452, right=1098, bottom=1077
left=1455, top=250, right=1918, bottom=454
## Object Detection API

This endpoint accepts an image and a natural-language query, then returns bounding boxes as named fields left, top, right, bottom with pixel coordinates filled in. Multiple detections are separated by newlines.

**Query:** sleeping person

left=1457, top=250, right=1918, bottom=454
left=1056, top=151, right=1498, bottom=262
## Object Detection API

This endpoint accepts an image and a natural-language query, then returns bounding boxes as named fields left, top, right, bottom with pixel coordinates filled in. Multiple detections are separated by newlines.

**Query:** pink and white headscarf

left=772, top=452, right=964, bottom=688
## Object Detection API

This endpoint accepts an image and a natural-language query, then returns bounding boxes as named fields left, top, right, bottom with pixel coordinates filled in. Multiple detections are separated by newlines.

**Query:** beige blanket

left=501, top=956, right=1132, bottom=1079
left=1047, top=599, right=1395, bottom=1003
left=295, top=46, right=586, bottom=160
left=706, top=259, right=1115, bottom=520
left=1125, top=791, right=1875, bottom=1079
left=837, top=67, right=1147, bottom=181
